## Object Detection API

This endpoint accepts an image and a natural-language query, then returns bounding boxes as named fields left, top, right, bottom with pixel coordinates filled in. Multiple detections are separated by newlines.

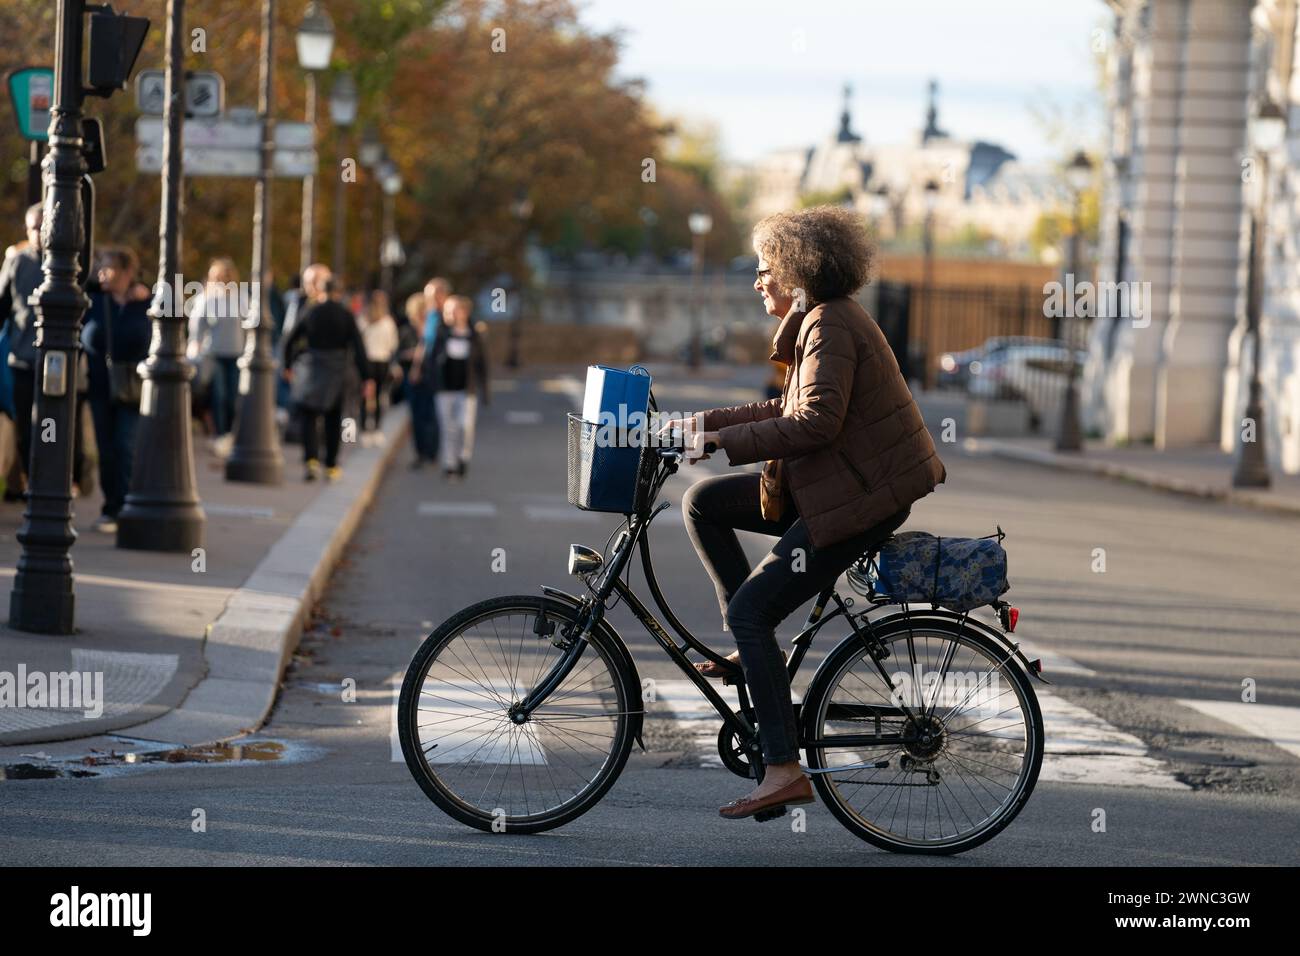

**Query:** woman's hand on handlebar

left=656, top=414, right=718, bottom=463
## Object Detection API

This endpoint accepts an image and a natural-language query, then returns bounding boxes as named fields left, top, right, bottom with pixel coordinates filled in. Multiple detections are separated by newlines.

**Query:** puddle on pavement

left=0, top=739, right=306, bottom=780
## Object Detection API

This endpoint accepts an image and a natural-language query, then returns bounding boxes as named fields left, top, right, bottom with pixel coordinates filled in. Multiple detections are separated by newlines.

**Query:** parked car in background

left=966, top=341, right=1086, bottom=431
left=937, top=336, right=1064, bottom=391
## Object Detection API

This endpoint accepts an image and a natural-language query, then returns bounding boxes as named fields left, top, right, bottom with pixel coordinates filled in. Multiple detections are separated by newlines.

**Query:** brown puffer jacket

left=702, top=296, right=946, bottom=549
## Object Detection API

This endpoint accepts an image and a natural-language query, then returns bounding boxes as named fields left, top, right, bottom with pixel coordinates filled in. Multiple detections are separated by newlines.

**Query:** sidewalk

left=963, top=436, right=1300, bottom=517
left=0, top=408, right=409, bottom=753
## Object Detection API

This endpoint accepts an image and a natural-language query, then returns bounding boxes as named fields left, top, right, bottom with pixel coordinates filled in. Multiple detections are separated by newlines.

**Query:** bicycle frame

left=518, top=451, right=882, bottom=763
left=518, top=451, right=1044, bottom=773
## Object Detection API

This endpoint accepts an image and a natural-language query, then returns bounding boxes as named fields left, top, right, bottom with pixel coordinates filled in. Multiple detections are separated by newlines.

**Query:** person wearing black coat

left=430, top=295, right=489, bottom=481
left=81, top=247, right=152, bottom=532
left=281, top=264, right=371, bottom=481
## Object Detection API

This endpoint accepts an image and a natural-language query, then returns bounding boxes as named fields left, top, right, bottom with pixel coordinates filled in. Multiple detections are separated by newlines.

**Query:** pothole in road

left=0, top=738, right=316, bottom=780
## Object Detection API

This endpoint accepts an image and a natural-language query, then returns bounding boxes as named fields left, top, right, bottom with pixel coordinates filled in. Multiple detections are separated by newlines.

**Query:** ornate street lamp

left=1233, top=94, right=1286, bottom=488
left=295, top=2, right=333, bottom=278
left=117, top=0, right=206, bottom=551
left=1055, top=150, right=1093, bottom=452
left=329, top=69, right=357, bottom=283
left=378, top=159, right=403, bottom=301
left=507, top=188, right=534, bottom=368
left=225, top=0, right=283, bottom=485
left=687, top=210, right=712, bottom=369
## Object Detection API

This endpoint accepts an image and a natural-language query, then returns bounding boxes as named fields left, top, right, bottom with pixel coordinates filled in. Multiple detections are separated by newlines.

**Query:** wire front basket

left=566, top=413, right=658, bottom=514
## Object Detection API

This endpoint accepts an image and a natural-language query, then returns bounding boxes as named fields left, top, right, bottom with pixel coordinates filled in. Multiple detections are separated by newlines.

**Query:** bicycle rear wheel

left=803, top=615, right=1043, bottom=854
left=398, top=595, right=639, bottom=834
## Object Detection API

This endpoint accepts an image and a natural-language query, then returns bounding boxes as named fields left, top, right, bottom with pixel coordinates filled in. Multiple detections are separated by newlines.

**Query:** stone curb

left=963, top=437, right=1300, bottom=518
left=41, top=408, right=410, bottom=749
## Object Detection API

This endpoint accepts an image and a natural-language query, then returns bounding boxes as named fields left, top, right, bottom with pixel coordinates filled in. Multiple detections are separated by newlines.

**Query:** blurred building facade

left=733, top=82, right=1068, bottom=257
left=1085, top=0, right=1300, bottom=475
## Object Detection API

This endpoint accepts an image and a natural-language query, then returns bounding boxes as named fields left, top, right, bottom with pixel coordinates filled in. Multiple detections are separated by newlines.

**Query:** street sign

left=135, top=69, right=224, bottom=117
left=134, top=115, right=317, bottom=178
left=136, top=116, right=315, bottom=149
left=134, top=143, right=318, bottom=178
left=6, top=66, right=54, bottom=141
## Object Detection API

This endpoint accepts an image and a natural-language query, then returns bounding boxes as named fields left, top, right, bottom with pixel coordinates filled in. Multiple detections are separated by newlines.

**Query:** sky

left=577, top=0, right=1107, bottom=166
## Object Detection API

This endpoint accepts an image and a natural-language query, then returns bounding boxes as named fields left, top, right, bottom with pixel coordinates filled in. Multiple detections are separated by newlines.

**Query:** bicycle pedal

left=753, top=805, right=788, bottom=823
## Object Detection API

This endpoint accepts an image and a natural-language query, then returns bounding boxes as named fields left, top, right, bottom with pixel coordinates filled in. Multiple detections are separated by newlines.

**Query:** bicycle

left=398, top=424, right=1048, bottom=854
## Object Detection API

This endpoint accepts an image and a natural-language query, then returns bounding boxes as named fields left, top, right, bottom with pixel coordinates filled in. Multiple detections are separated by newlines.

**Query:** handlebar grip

left=703, top=442, right=718, bottom=455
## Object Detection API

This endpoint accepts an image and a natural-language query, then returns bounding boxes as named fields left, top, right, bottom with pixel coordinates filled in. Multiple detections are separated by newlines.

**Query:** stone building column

left=1101, top=0, right=1185, bottom=444
left=1155, top=0, right=1252, bottom=448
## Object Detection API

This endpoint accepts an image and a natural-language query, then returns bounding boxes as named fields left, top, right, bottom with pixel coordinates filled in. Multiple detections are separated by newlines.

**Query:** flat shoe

left=695, top=649, right=788, bottom=686
left=719, top=775, right=815, bottom=820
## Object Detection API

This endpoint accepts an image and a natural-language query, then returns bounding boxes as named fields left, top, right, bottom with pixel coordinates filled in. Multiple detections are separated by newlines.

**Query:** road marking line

left=524, top=505, right=598, bottom=522
left=649, top=679, right=739, bottom=768
left=1177, top=699, right=1300, bottom=760
left=505, top=410, right=543, bottom=425
left=1036, top=691, right=1188, bottom=789
left=417, top=501, right=497, bottom=517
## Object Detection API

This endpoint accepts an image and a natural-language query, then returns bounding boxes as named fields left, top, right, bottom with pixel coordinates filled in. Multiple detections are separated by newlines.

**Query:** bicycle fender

left=539, top=585, right=647, bottom=750
left=870, top=609, right=1051, bottom=685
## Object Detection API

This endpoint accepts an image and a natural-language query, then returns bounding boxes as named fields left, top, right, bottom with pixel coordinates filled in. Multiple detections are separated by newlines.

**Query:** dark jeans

left=683, top=472, right=910, bottom=765
left=12, top=364, right=89, bottom=491
left=299, top=403, right=342, bottom=468
left=211, top=355, right=241, bottom=436
left=11, top=364, right=36, bottom=481
left=362, top=360, right=389, bottom=431
left=88, top=389, right=141, bottom=518
left=409, top=379, right=440, bottom=461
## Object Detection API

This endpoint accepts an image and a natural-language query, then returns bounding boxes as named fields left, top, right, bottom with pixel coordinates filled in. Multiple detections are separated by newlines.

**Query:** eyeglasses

left=755, top=268, right=772, bottom=280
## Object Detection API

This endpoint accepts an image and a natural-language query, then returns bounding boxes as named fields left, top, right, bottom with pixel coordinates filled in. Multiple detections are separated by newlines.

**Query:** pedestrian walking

left=82, top=246, right=152, bottom=532
left=431, top=295, right=489, bottom=481
left=0, top=203, right=45, bottom=487
left=282, top=264, right=372, bottom=482
left=407, top=277, right=449, bottom=469
left=391, top=291, right=424, bottom=409
left=359, top=289, right=399, bottom=442
left=186, top=257, right=248, bottom=442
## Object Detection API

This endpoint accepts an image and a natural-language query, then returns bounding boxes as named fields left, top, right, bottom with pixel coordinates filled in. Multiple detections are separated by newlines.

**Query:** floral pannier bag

left=873, top=530, right=1010, bottom=612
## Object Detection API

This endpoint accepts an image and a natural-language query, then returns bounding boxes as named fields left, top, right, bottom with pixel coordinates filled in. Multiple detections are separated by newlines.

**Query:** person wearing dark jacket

left=660, top=205, right=946, bottom=821
left=430, top=295, right=489, bottom=481
left=281, top=264, right=371, bottom=481
left=0, top=203, right=46, bottom=482
left=82, top=246, right=153, bottom=532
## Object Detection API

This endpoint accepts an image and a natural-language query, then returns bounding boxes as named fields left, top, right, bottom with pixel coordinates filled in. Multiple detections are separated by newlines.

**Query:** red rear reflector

left=1007, top=607, right=1019, bottom=632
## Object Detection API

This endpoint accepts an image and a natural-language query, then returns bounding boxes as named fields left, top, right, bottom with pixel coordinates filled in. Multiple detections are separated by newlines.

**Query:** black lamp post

left=296, top=2, right=334, bottom=278
left=357, top=125, right=383, bottom=290
left=225, top=0, right=283, bottom=485
left=687, top=209, right=712, bottom=369
left=378, top=159, right=403, bottom=301
left=507, top=188, right=534, bottom=368
left=1233, top=94, right=1286, bottom=488
left=921, top=180, right=938, bottom=379
left=329, top=69, right=357, bottom=283
left=10, top=0, right=147, bottom=632
left=116, top=0, right=205, bottom=552
left=1055, top=150, right=1093, bottom=452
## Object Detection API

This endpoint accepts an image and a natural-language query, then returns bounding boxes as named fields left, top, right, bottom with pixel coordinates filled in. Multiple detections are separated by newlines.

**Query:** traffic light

left=86, top=5, right=150, bottom=97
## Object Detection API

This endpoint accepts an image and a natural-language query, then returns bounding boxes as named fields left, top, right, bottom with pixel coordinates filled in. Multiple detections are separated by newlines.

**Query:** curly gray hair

left=752, top=205, right=876, bottom=306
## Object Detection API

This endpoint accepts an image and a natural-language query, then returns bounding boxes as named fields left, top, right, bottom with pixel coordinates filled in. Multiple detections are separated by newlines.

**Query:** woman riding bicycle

left=661, top=205, right=947, bottom=820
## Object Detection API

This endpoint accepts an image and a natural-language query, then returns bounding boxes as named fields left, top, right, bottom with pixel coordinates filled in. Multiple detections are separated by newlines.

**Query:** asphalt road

left=1, top=368, right=1297, bottom=866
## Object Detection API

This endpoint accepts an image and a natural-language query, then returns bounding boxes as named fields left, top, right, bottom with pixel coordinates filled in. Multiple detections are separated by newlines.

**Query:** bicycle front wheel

left=398, top=595, right=639, bottom=834
left=803, top=615, right=1043, bottom=854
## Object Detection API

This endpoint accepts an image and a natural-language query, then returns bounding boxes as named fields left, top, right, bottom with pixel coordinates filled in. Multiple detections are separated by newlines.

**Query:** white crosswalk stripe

left=1177, top=700, right=1300, bottom=760
left=646, top=662, right=1193, bottom=788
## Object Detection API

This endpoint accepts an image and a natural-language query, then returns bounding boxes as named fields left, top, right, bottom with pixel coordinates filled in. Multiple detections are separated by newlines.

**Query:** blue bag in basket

left=567, top=366, right=653, bottom=513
